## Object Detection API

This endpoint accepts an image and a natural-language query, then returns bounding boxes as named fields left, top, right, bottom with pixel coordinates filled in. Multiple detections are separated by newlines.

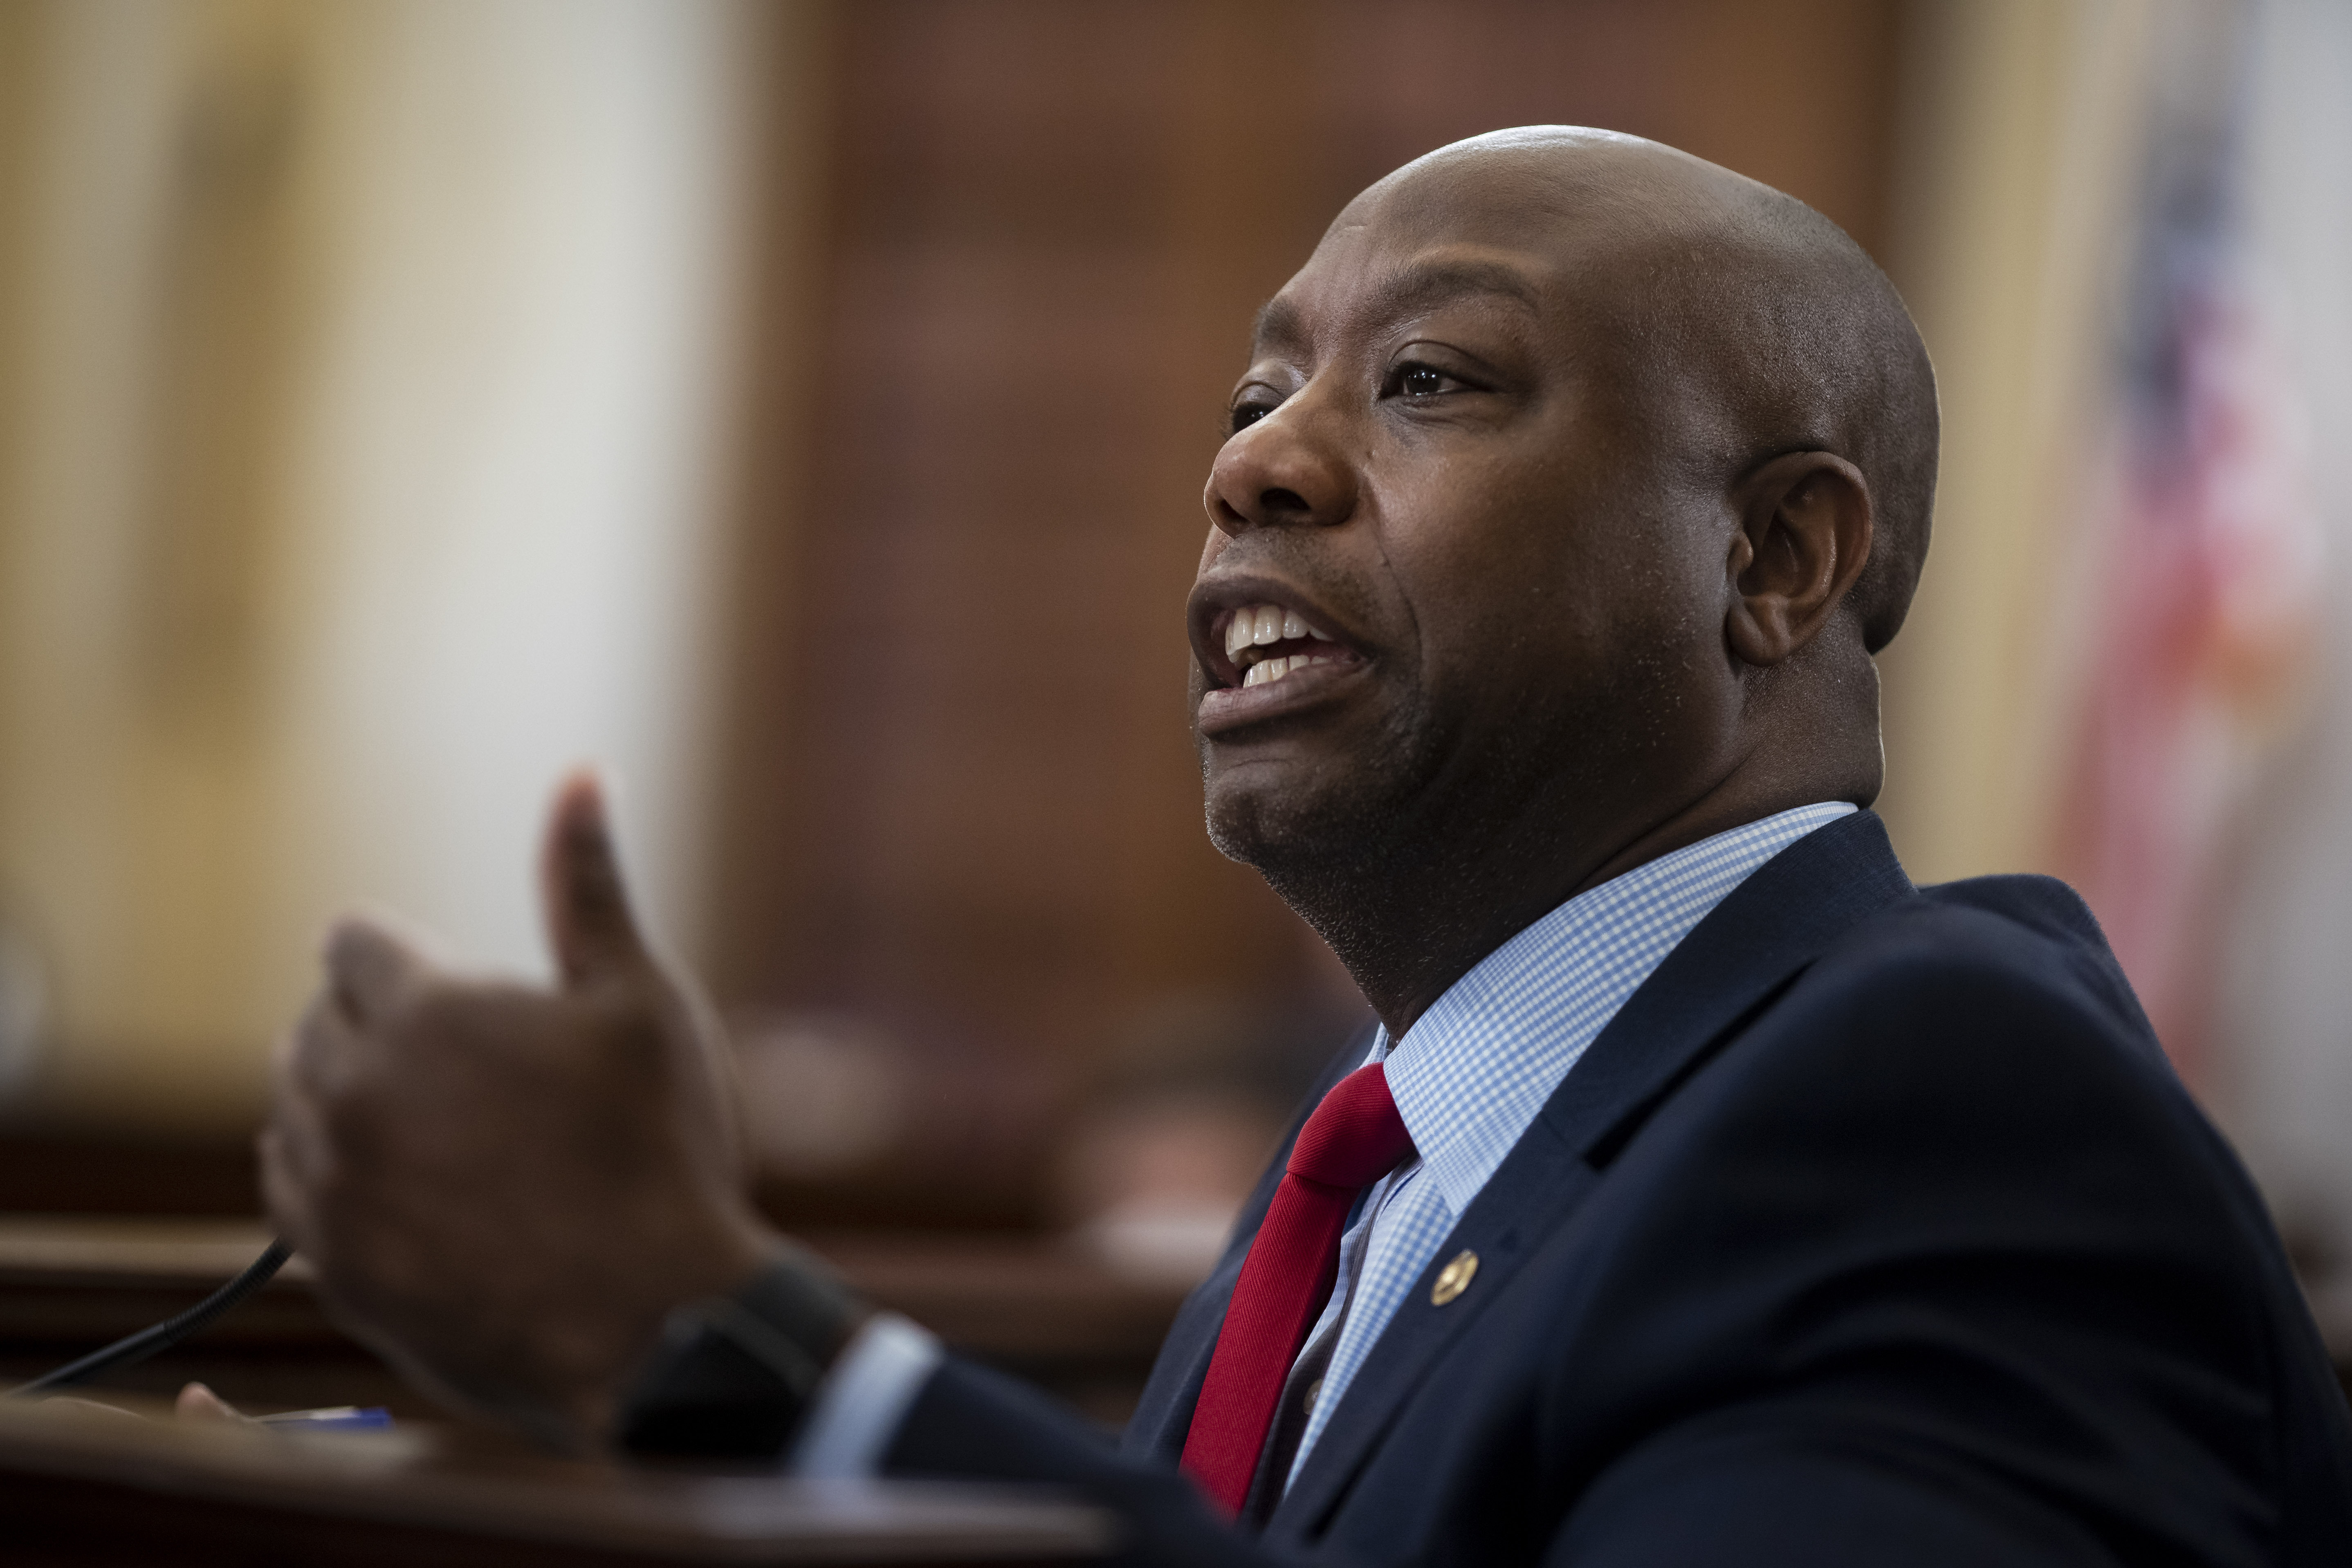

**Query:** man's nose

left=1203, top=394, right=1359, bottom=536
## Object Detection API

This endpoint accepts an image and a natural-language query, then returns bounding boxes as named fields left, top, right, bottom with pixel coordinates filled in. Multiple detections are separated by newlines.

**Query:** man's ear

left=1724, top=451, right=1873, bottom=667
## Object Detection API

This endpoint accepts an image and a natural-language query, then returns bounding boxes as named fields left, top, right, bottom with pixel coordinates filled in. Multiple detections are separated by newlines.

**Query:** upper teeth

left=1222, top=602, right=1341, bottom=689
left=1223, top=603, right=1333, bottom=661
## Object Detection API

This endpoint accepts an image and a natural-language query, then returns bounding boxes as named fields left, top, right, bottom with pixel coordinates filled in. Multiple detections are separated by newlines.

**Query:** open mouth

left=1216, top=602, right=1353, bottom=691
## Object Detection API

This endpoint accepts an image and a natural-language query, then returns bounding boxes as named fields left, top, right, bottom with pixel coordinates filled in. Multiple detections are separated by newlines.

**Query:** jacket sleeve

left=884, top=1356, right=1314, bottom=1567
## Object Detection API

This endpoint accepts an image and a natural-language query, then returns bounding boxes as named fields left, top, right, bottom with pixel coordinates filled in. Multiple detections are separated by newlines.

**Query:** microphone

left=7, top=1240, right=294, bottom=1398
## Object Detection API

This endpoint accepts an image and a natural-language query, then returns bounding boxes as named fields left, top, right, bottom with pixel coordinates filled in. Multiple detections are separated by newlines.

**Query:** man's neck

left=1277, top=781, right=1862, bottom=1038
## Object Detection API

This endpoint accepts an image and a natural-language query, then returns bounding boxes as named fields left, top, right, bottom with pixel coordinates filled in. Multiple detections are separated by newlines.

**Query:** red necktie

left=1180, top=1063, right=1416, bottom=1514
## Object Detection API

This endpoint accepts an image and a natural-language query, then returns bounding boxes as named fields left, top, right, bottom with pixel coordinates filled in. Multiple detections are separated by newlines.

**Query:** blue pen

left=254, top=1405, right=395, bottom=1432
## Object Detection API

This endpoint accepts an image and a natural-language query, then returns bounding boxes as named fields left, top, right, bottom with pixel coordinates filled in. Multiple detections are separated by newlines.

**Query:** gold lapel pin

left=1430, top=1249, right=1479, bottom=1306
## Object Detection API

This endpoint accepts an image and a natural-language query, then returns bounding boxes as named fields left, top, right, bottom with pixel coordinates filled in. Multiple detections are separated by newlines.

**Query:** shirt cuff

left=786, top=1311, right=944, bottom=1477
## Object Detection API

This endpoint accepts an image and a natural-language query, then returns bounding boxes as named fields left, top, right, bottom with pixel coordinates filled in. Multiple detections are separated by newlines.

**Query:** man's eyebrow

left=1251, top=295, right=1308, bottom=357
left=1248, top=258, right=1542, bottom=359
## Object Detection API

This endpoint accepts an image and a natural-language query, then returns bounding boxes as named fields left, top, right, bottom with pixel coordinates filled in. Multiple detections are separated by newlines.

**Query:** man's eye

left=1392, top=362, right=1470, bottom=400
left=1229, top=399, right=1277, bottom=435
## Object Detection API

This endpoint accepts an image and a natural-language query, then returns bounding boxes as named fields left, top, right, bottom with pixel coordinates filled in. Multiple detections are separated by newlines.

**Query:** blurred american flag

left=2053, top=0, right=2321, bottom=1088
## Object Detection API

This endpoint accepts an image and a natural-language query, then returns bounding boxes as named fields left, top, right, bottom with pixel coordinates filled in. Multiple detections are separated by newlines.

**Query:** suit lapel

left=1535, top=810, right=1914, bottom=1162
left=1121, top=1030, right=1374, bottom=1462
left=1268, top=811, right=1914, bottom=1540
left=1122, top=1247, right=1246, bottom=1461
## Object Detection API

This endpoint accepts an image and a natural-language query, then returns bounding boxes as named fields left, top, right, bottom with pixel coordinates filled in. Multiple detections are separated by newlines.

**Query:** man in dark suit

left=262, top=129, right=2352, bottom=1563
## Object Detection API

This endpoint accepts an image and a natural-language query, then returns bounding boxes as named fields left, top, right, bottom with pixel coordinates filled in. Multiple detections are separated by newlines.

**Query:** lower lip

left=1195, top=659, right=1366, bottom=737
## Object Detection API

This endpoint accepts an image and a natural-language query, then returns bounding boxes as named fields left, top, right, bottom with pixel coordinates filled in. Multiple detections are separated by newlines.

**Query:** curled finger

left=322, top=914, right=431, bottom=1028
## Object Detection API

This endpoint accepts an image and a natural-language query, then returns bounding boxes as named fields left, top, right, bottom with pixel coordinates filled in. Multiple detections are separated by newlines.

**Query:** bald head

left=1349, top=128, right=1937, bottom=651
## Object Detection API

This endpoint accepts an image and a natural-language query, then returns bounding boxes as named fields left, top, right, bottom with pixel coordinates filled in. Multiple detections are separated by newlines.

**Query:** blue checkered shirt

left=1281, top=801, right=1857, bottom=1487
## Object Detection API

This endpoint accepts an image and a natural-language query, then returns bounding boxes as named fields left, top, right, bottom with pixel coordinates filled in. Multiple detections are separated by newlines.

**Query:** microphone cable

left=7, top=1240, right=294, bottom=1398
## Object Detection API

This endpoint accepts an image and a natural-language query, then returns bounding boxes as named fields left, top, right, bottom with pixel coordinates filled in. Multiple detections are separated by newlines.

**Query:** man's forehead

left=1247, top=148, right=1671, bottom=357
left=1250, top=246, right=1551, bottom=357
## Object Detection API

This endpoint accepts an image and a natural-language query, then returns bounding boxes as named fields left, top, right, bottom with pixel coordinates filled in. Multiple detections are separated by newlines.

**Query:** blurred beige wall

left=0, top=0, right=783, bottom=1133
left=1876, top=0, right=2157, bottom=886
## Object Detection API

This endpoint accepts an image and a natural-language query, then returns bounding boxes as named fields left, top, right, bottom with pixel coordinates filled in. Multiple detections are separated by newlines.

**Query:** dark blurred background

left=0, top=0, right=2347, bottom=1380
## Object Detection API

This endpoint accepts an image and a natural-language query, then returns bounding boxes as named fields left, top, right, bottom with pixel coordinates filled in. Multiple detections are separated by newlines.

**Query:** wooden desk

left=0, top=1218, right=1192, bottom=1424
left=0, top=1397, right=1113, bottom=1565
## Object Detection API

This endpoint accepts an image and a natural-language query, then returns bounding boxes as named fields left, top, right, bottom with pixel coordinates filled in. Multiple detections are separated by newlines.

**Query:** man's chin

left=1203, top=772, right=1368, bottom=873
left=1198, top=706, right=1431, bottom=882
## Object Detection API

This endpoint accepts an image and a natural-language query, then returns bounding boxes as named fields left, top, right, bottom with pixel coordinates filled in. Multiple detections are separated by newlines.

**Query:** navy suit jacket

left=884, top=812, right=2352, bottom=1564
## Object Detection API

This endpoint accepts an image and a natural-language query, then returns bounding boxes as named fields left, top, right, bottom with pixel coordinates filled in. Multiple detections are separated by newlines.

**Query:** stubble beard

left=1199, top=695, right=1460, bottom=991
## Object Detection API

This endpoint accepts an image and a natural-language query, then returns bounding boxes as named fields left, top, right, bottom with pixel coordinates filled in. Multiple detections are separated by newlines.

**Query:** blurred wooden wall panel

left=711, top=0, right=1327, bottom=1083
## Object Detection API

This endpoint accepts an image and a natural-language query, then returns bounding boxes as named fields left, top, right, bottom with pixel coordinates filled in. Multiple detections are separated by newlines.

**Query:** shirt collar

left=1373, top=803, right=1857, bottom=1215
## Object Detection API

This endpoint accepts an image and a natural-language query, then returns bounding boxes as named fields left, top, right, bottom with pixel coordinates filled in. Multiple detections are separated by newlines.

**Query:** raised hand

left=260, top=772, right=777, bottom=1448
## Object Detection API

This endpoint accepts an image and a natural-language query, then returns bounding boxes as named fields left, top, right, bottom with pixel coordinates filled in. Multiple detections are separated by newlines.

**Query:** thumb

left=540, top=768, right=651, bottom=987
